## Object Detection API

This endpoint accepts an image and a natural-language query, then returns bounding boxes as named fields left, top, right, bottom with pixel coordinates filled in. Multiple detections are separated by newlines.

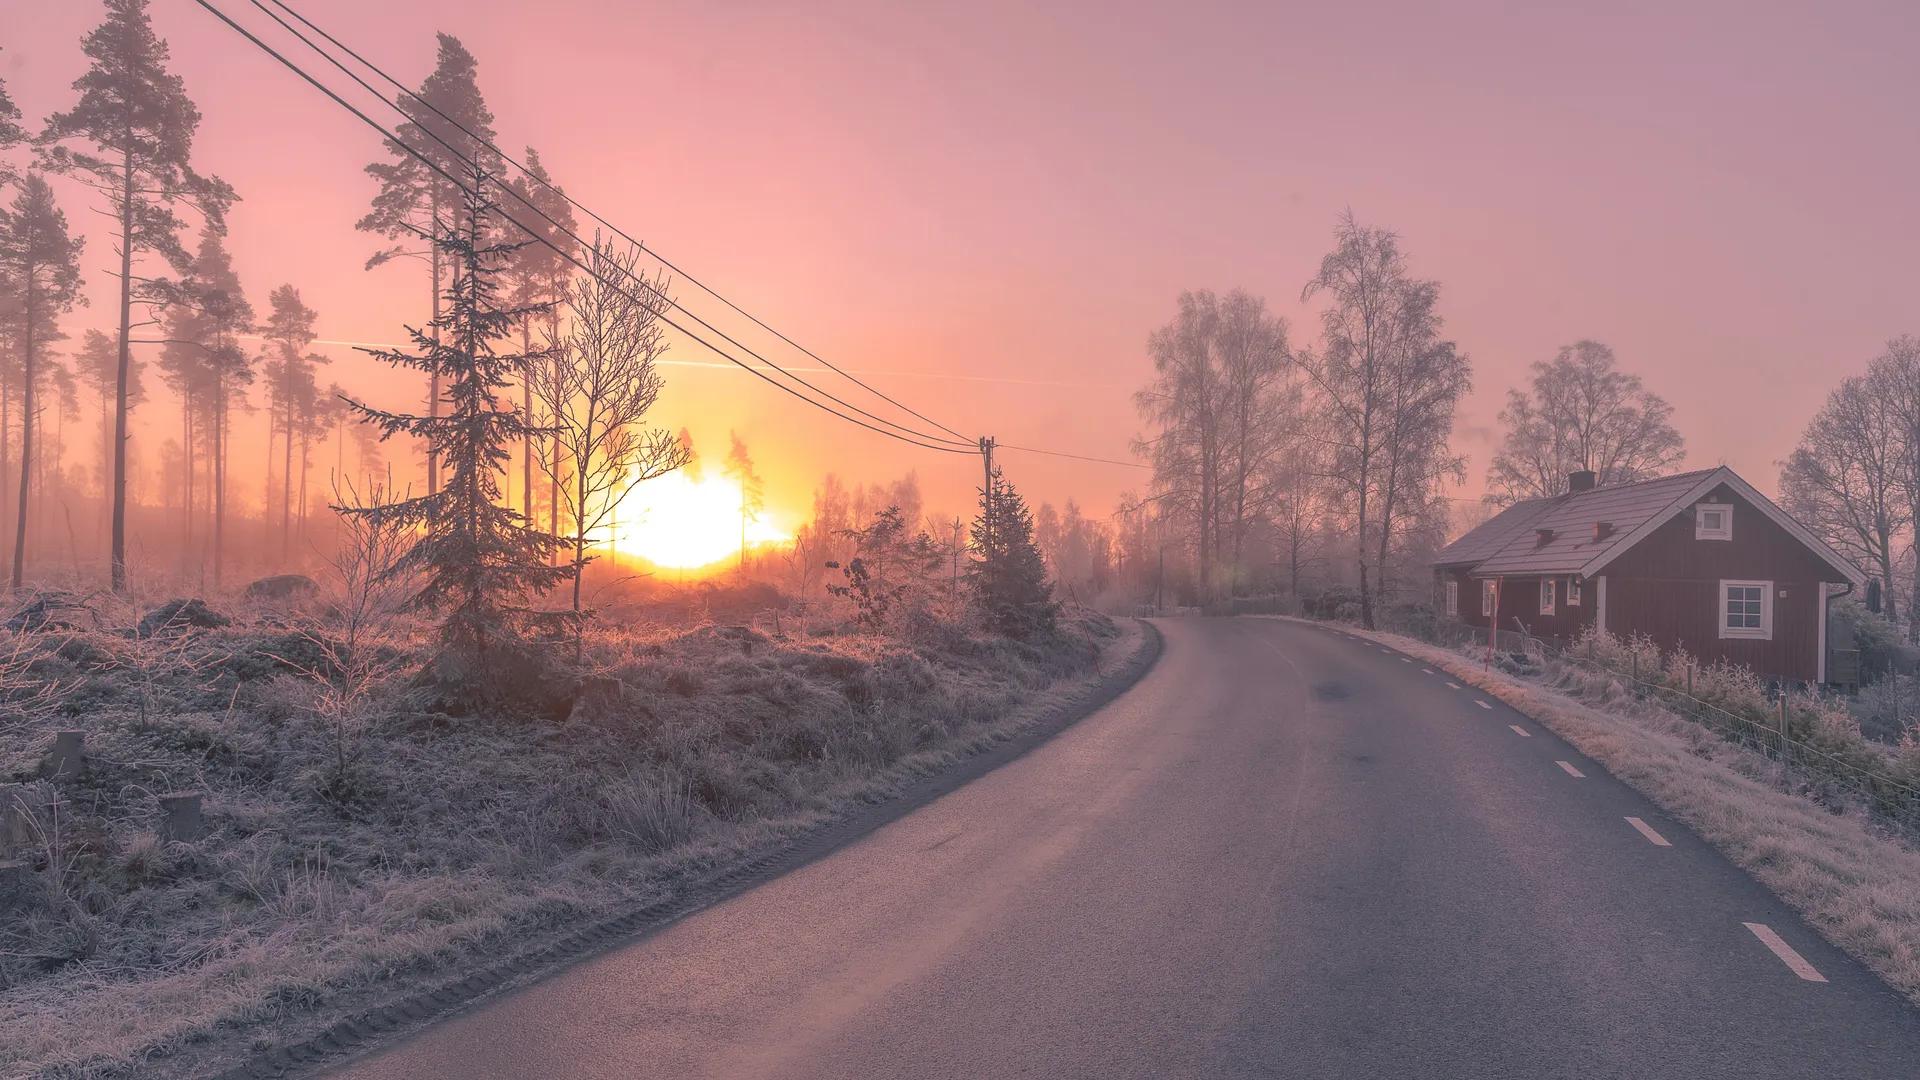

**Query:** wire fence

left=1334, top=612, right=1920, bottom=839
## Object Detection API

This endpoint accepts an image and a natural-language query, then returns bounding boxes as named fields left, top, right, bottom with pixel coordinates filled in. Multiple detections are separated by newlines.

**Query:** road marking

left=1743, top=922, right=1828, bottom=983
left=1421, top=668, right=1435, bottom=674
left=1445, top=682, right=1461, bottom=690
left=1475, top=699, right=1492, bottom=709
left=1625, top=817, right=1672, bottom=847
left=1399, top=657, right=1412, bottom=664
left=1555, top=760, right=1585, bottom=778
left=1509, top=724, right=1531, bottom=737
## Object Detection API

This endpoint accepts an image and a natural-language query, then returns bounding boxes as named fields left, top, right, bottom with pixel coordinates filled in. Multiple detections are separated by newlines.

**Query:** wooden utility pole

left=978, top=435, right=996, bottom=549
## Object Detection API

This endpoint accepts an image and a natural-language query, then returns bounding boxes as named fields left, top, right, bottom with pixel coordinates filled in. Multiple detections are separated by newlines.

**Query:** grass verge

left=1, top=603, right=1150, bottom=1079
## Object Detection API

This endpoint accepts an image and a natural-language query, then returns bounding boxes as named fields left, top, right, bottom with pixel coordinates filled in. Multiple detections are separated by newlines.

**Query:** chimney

left=1535, top=528, right=1555, bottom=547
left=1594, top=521, right=1614, bottom=541
left=1568, top=470, right=1597, bottom=493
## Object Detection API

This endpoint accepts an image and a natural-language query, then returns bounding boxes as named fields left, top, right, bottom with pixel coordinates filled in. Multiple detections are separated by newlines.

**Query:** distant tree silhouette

left=74, top=329, right=144, bottom=514
left=967, top=469, right=1057, bottom=638
left=344, top=167, right=570, bottom=701
left=260, top=284, right=324, bottom=558
left=0, top=176, right=85, bottom=587
left=40, top=0, right=233, bottom=592
left=504, top=148, right=578, bottom=523
left=1486, top=341, right=1684, bottom=505
left=360, top=33, right=499, bottom=499
left=160, top=227, right=253, bottom=586
left=725, top=432, right=764, bottom=573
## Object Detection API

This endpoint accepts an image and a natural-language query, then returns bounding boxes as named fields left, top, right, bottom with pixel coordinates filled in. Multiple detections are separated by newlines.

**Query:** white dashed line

left=1475, top=700, right=1492, bottom=710
left=1508, top=724, right=1531, bottom=737
left=1555, top=761, right=1585, bottom=778
left=1625, top=817, right=1672, bottom=847
left=1743, top=922, right=1828, bottom=983
left=1399, top=657, right=1412, bottom=664
left=1446, top=682, right=1462, bottom=690
left=1421, top=668, right=1435, bottom=674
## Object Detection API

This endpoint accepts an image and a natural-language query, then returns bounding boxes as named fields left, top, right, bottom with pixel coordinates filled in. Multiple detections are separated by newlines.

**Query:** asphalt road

left=326, top=616, right=1920, bottom=1079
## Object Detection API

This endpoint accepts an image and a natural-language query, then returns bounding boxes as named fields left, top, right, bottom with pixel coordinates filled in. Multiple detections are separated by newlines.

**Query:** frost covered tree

left=1780, top=373, right=1906, bottom=625
left=967, top=468, right=1057, bottom=638
left=360, top=34, right=499, bottom=498
left=40, top=0, right=234, bottom=591
left=344, top=168, right=571, bottom=698
left=0, top=176, right=85, bottom=587
left=1298, top=213, right=1470, bottom=630
left=1486, top=340, right=1685, bottom=504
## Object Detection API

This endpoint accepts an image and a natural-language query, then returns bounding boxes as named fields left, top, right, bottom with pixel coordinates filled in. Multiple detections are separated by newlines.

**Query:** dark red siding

left=1435, top=568, right=1596, bottom=643
left=1597, top=483, right=1840, bottom=681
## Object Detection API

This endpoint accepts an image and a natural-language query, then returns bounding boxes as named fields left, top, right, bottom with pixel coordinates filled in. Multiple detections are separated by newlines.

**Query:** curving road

left=326, top=616, right=1920, bottom=1079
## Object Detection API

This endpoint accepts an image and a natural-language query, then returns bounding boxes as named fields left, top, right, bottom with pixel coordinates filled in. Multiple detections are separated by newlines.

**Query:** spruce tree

left=343, top=166, right=570, bottom=702
left=260, top=284, right=323, bottom=558
left=40, top=0, right=233, bottom=592
left=0, top=176, right=85, bottom=587
left=966, top=468, right=1058, bottom=638
left=360, top=34, right=499, bottom=498
left=0, top=60, right=24, bottom=187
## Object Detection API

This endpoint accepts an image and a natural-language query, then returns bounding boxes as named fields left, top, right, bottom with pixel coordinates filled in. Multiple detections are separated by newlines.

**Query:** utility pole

left=978, top=435, right=995, bottom=550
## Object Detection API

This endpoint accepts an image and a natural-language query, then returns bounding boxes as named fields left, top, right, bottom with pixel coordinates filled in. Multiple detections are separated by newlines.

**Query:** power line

left=250, top=0, right=974, bottom=448
left=998, top=443, right=1149, bottom=469
left=190, top=0, right=973, bottom=456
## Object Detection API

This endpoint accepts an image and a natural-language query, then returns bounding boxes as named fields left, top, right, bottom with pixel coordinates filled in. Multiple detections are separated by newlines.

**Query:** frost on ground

left=0, top=585, right=1127, bottom=1079
left=1279, top=616, right=1920, bottom=1009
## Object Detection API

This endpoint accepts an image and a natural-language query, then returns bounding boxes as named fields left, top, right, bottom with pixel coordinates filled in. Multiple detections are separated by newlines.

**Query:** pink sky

left=5, top=0, right=1918, bottom=527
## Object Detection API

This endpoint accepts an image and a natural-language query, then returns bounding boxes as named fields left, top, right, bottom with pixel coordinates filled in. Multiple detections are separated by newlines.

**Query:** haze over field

left=4, top=0, right=1917, bottom=532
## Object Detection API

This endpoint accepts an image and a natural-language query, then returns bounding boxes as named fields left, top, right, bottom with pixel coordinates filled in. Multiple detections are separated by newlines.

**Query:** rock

left=0, top=859, right=36, bottom=913
left=243, top=574, right=319, bottom=603
left=138, top=598, right=231, bottom=637
left=6, top=591, right=91, bottom=633
left=159, top=792, right=206, bottom=843
left=42, top=731, right=84, bottom=779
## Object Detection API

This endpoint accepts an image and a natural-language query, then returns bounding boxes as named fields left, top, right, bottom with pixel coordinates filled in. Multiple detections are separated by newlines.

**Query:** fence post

left=1778, top=693, right=1790, bottom=765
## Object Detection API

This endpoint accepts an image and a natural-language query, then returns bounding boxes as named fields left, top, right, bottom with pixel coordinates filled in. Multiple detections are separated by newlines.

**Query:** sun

left=607, top=471, right=790, bottom=571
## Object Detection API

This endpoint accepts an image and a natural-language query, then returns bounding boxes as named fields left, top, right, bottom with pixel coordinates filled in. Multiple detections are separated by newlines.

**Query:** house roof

left=1433, top=467, right=1865, bottom=586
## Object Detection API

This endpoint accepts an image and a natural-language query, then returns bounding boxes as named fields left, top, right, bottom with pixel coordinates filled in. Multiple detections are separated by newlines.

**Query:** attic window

left=1696, top=503, right=1732, bottom=541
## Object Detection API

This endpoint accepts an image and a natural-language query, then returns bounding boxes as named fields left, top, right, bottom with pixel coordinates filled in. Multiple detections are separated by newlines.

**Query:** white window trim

left=1696, top=502, right=1733, bottom=541
left=1719, top=579, right=1773, bottom=640
left=1566, top=578, right=1582, bottom=606
left=1539, top=578, right=1556, bottom=616
left=1445, top=579, right=1459, bottom=617
left=1481, top=579, right=1497, bottom=617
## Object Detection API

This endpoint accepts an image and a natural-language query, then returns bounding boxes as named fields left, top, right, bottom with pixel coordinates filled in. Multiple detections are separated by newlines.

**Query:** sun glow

left=607, top=471, right=790, bottom=571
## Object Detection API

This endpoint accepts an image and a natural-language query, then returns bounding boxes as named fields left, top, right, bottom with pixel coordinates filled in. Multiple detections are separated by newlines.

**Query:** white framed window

left=1539, top=578, right=1556, bottom=616
left=1696, top=502, right=1733, bottom=541
left=1481, top=579, right=1497, bottom=617
left=1445, top=579, right=1459, bottom=617
left=1566, top=578, right=1582, bottom=606
left=1719, top=579, right=1773, bottom=640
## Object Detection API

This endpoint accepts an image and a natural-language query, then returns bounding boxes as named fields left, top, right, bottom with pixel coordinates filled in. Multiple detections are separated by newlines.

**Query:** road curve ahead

left=327, top=617, right=1920, bottom=1080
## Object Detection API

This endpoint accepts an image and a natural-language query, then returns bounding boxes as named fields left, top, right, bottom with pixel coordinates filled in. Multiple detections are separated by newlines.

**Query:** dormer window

left=1695, top=503, right=1732, bottom=541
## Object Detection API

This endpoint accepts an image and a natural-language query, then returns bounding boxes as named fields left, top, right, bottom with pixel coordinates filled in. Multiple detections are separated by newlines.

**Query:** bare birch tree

left=1780, top=374, right=1907, bottom=625
left=1298, top=212, right=1470, bottom=630
left=1486, top=340, right=1685, bottom=504
left=536, top=237, right=689, bottom=644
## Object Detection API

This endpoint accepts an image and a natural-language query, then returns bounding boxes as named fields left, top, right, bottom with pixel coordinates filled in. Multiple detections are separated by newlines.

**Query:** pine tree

left=260, top=284, right=323, bottom=558
left=966, top=468, right=1058, bottom=638
left=504, top=148, right=578, bottom=522
left=0, top=58, right=24, bottom=188
left=40, top=0, right=233, bottom=592
left=343, top=166, right=570, bottom=701
left=161, top=227, right=252, bottom=585
left=0, top=176, right=84, bottom=587
left=74, top=328, right=143, bottom=507
left=360, top=34, right=499, bottom=499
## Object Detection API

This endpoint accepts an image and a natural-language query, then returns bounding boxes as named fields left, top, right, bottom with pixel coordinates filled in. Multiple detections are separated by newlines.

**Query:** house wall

left=1435, top=568, right=1596, bottom=642
left=1597, top=482, right=1839, bottom=682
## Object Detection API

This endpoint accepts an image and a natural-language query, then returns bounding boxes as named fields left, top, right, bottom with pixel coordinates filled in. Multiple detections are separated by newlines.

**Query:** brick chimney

left=1568, top=470, right=1597, bottom=493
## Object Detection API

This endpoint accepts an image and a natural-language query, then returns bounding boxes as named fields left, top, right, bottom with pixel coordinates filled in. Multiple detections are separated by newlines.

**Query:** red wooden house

left=1432, top=467, right=1864, bottom=684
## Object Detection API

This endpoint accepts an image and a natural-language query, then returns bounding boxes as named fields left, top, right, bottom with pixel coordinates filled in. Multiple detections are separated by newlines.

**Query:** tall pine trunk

left=110, top=146, right=134, bottom=593
left=12, top=313, right=35, bottom=588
